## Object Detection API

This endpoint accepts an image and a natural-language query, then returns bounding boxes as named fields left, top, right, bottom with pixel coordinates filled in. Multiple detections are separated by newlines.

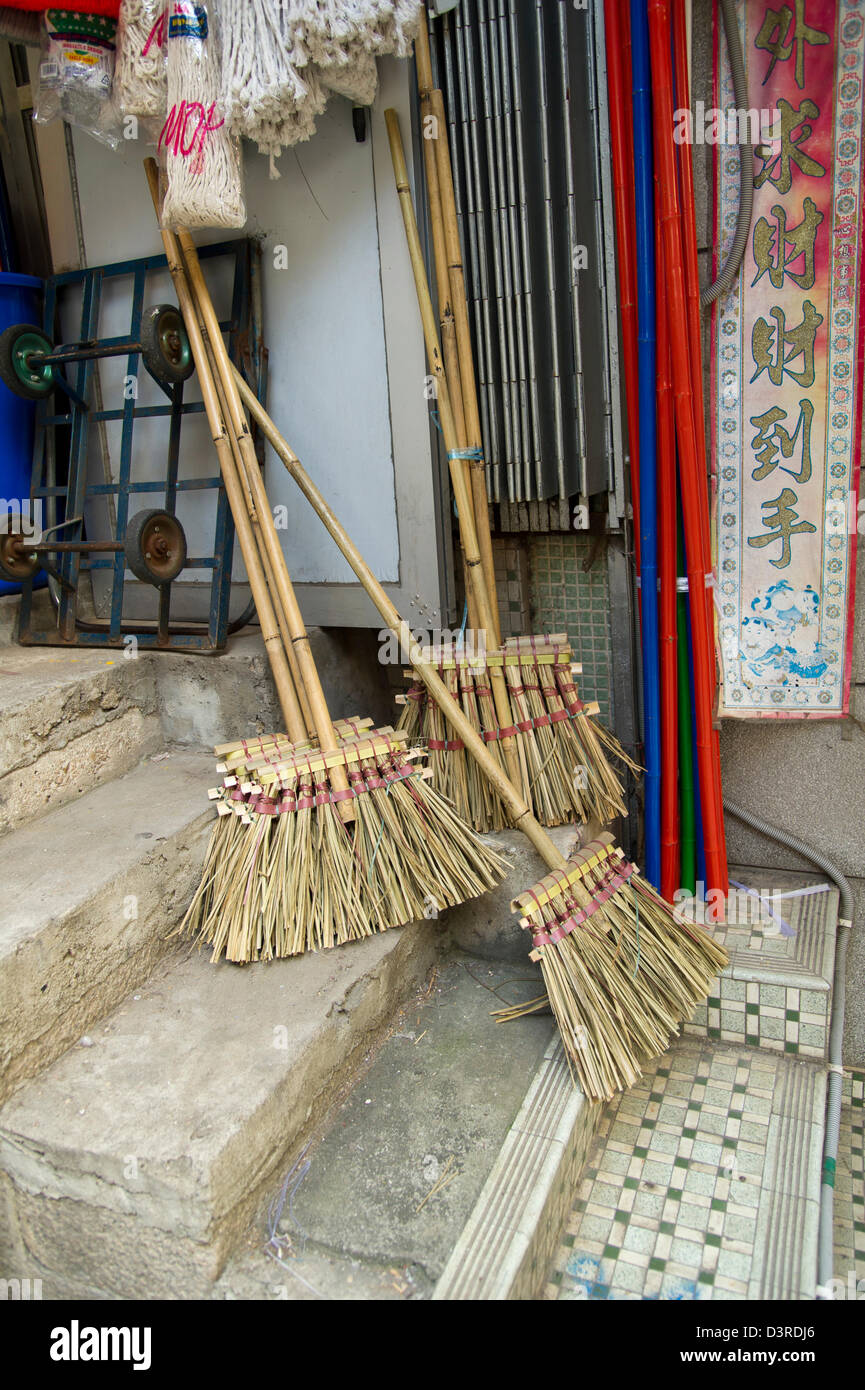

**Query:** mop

left=144, top=161, right=507, bottom=961
left=115, top=0, right=167, bottom=118
left=229, top=361, right=730, bottom=1102
left=388, top=93, right=637, bottom=832
left=217, top=0, right=423, bottom=174
left=159, top=0, right=245, bottom=228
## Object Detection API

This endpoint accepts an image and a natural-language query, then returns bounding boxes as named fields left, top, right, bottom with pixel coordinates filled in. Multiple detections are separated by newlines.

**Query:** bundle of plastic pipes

left=605, top=0, right=728, bottom=910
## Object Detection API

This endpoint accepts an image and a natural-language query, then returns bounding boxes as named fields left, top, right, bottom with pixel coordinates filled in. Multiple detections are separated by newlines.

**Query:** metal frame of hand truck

left=16, top=236, right=265, bottom=653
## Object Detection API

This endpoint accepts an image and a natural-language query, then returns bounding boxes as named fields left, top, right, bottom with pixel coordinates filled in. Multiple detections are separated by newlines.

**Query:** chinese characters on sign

left=713, top=0, right=864, bottom=715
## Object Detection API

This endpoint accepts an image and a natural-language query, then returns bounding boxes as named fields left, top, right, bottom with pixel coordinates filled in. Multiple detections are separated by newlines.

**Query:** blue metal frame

left=17, top=239, right=259, bottom=652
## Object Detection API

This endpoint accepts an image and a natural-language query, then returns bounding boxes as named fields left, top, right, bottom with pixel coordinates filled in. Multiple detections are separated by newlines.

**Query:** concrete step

left=0, top=921, right=445, bottom=1299
left=0, top=646, right=162, bottom=835
left=209, top=951, right=600, bottom=1302
left=0, top=622, right=396, bottom=836
left=0, top=748, right=214, bottom=1104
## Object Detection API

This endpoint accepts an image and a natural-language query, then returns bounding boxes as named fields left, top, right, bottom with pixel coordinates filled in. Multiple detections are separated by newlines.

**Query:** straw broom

left=387, top=96, right=637, bottom=832
left=228, top=361, right=730, bottom=1101
left=144, top=159, right=507, bottom=961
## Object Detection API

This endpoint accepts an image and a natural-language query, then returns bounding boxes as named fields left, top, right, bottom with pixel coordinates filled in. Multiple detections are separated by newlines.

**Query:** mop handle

left=143, top=158, right=307, bottom=744
left=230, top=363, right=568, bottom=873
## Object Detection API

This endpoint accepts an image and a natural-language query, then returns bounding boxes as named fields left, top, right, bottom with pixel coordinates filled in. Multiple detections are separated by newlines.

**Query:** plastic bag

left=115, top=0, right=168, bottom=119
left=158, top=1, right=245, bottom=229
left=33, top=8, right=123, bottom=149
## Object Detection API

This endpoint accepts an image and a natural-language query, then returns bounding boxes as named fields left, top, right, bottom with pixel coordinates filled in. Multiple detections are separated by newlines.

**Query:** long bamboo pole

left=143, top=159, right=307, bottom=745
left=428, top=86, right=500, bottom=646
left=386, top=108, right=522, bottom=795
left=196, top=293, right=316, bottom=738
left=169, top=214, right=353, bottom=812
left=231, top=363, right=567, bottom=869
left=414, top=16, right=500, bottom=642
left=412, top=32, right=477, bottom=631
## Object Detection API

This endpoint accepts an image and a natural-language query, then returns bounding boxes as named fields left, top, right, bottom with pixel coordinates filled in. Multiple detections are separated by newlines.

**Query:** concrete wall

left=692, top=0, right=865, bottom=1064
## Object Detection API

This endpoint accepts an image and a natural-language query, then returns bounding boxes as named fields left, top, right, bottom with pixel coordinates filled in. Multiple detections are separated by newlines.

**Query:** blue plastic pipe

left=631, top=0, right=661, bottom=888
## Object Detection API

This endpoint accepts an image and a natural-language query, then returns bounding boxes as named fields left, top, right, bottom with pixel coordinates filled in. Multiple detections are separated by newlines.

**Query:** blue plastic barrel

left=0, top=273, right=44, bottom=594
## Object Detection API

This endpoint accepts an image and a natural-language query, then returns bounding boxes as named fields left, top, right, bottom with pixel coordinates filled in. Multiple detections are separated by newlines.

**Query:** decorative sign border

left=712, top=0, right=865, bottom=718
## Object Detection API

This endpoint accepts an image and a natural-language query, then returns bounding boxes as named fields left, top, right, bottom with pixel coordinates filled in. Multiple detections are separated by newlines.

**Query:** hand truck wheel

left=0, top=323, right=55, bottom=400
left=0, top=531, right=40, bottom=583
left=125, top=509, right=187, bottom=586
left=140, top=304, right=194, bottom=386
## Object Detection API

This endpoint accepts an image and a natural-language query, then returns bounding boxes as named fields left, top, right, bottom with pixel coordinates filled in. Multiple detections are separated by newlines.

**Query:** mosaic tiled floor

left=833, top=1068, right=865, bottom=1299
left=545, top=1036, right=824, bottom=1301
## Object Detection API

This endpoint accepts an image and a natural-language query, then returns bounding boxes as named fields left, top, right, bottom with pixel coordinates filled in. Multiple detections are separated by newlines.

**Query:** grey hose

left=723, top=799, right=852, bottom=1299
left=700, top=0, right=754, bottom=306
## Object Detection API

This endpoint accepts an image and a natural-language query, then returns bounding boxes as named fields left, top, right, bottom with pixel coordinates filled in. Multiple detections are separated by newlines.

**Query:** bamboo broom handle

left=200, top=318, right=316, bottom=739
left=172, top=225, right=352, bottom=810
left=231, top=364, right=569, bottom=871
left=143, top=159, right=307, bottom=744
left=386, top=110, right=522, bottom=793
left=429, top=86, right=501, bottom=646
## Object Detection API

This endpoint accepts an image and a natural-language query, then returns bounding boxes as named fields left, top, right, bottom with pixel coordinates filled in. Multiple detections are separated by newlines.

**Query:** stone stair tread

left=0, top=920, right=442, bottom=1297
left=270, top=953, right=555, bottom=1289
left=0, top=748, right=213, bottom=961
left=0, top=646, right=128, bottom=715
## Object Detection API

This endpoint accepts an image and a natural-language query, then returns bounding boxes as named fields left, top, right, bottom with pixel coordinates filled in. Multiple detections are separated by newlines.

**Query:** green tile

left=649, top=1257, right=666, bottom=1272
left=705, top=1233, right=722, bottom=1247
left=623, top=1177, right=639, bottom=1190
left=710, top=1198, right=728, bottom=1211
left=603, top=1244, right=620, bottom=1260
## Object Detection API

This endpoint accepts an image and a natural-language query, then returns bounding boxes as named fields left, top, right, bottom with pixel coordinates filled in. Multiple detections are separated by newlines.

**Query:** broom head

left=182, top=722, right=507, bottom=963
left=397, top=635, right=639, bottom=831
left=510, top=833, right=729, bottom=1102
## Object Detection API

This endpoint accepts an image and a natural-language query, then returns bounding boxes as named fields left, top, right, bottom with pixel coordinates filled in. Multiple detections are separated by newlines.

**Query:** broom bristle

left=510, top=836, right=729, bottom=1102
left=395, top=637, right=640, bottom=831
left=180, top=725, right=508, bottom=963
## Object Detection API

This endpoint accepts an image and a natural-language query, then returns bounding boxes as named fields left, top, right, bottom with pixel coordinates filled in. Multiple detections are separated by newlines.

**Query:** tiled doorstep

left=683, top=867, right=838, bottom=1060
left=433, top=1034, right=601, bottom=1300
left=833, top=1067, right=865, bottom=1298
left=545, top=1037, right=826, bottom=1301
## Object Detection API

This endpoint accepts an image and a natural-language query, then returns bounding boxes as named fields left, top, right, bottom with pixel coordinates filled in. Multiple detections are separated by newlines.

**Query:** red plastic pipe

left=654, top=164, right=679, bottom=903
left=672, top=0, right=729, bottom=891
left=604, top=0, right=641, bottom=570
left=647, top=0, right=726, bottom=907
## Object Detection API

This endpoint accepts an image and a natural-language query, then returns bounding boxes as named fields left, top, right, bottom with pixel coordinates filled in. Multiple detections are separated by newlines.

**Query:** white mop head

left=115, top=0, right=168, bottom=118
left=159, top=0, right=245, bottom=229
